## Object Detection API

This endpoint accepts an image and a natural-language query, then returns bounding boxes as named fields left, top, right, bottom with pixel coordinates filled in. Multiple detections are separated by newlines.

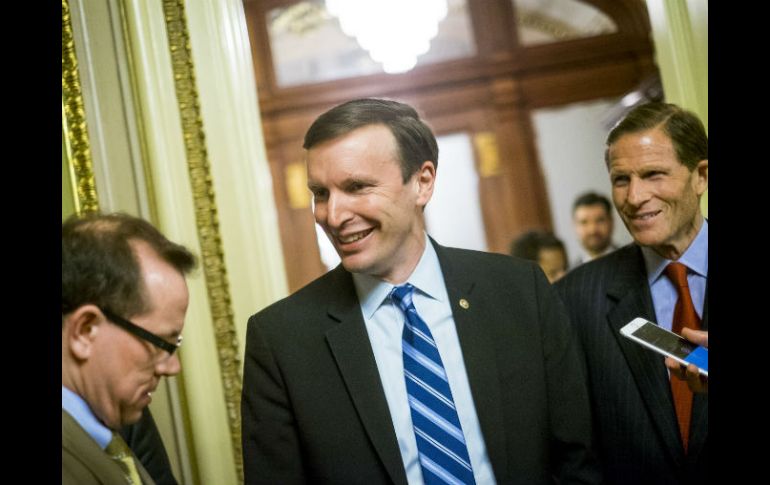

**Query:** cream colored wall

left=645, top=0, right=708, bottom=216
left=63, top=0, right=288, bottom=483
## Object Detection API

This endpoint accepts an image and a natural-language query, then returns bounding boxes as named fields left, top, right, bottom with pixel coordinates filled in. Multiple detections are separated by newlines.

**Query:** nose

left=625, top=177, right=649, bottom=207
left=325, top=192, right=352, bottom=229
left=157, top=352, right=181, bottom=376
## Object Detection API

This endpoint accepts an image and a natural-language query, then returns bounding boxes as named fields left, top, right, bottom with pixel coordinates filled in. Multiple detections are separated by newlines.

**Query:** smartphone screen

left=630, top=321, right=708, bottom=372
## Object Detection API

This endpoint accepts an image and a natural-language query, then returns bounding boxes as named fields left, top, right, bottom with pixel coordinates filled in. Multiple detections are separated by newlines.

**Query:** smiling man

left=556, top=102, right=708, bottom=484
left=241, top=98, right=599, bottom=485
left=62, top=212, right=196, bottom=485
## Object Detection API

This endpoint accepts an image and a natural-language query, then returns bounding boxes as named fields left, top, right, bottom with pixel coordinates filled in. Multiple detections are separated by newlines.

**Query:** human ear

left=414, top=160, right=436, bottom=207
left=63, top=305, right=102, bottom=360
left=694, top=159, right=708, bottom=195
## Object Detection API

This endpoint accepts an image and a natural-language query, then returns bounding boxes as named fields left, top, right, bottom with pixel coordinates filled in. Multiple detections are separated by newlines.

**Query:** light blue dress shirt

left=62, top=385, right=112, bottom=450
left=352, top=234, right=496, bottom=484
left=642, top=220, right=708, bottom=331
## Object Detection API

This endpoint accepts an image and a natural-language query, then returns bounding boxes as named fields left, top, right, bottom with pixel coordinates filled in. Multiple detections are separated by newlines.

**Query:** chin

left=630, top=232, right=664, bottom=248
left=124, top=407, right=144, bottom=425
left=340, top=257, right=371, bottom=275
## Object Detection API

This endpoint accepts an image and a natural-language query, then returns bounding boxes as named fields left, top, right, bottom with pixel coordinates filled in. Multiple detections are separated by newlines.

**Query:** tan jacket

left=62, top=409, right=155, bottom=485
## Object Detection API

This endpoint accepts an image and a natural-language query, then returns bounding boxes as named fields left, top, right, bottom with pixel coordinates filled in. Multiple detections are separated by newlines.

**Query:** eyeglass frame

left=99, top=307, right=183, bottom=356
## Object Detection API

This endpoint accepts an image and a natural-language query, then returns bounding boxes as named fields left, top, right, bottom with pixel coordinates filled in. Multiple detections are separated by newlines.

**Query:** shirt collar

left=62, top=385, right=113, bottom=449
left=642, top=219, right=708, bottom=283
left=353, top=233, right=446, bottom=319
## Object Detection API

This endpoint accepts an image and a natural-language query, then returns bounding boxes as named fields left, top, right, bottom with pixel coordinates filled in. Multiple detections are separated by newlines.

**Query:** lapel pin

left=459, top=298, right=469, bottom=309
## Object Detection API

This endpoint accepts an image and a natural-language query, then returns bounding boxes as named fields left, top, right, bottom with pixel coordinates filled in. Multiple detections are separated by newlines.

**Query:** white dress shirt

left=353, top=234, right=496, bottom=484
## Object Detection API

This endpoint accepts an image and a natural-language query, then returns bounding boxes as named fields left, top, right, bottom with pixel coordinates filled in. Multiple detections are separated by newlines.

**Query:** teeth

left=339, top=230, right=370, bottom=243
left=147, top=392, right=153, bottom=397
left=631, top=212, right=657, bottom=220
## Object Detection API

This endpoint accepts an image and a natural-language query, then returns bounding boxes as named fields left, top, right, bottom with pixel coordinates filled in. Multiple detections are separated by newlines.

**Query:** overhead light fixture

left=325, top=0, right=448, bottom=73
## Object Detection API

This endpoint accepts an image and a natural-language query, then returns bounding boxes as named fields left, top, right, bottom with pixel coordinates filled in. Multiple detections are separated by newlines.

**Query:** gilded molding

left=162, top=1, right=243, bottom=481
left=62, top=0, right=99, bottom=214
left=473, top=132, right=502, bottom=177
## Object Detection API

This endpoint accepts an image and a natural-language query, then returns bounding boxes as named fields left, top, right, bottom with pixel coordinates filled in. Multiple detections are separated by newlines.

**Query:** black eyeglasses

left=100, top=307, right=182, bottom=355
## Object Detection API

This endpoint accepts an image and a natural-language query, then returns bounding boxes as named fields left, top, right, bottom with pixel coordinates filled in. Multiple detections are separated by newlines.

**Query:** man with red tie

left=556, top=102, right=708, bottom=484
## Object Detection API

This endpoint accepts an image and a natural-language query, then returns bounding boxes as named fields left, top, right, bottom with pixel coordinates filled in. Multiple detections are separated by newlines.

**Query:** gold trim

left=285, top=161, right=311, bottom=209
left=62, top=0, right=99, bottom=214
left=473, top=132, right=502, bottom=177
left=162, top=1, right=243, bottom=481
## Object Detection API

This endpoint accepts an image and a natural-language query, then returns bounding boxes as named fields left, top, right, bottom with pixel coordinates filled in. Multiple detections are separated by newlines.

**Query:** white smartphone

left=620, top=317, right=708, bottom=377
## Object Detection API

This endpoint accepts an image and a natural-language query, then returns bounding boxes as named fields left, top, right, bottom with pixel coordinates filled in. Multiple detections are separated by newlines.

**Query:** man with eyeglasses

left=62, top=212, right=196, bottom=485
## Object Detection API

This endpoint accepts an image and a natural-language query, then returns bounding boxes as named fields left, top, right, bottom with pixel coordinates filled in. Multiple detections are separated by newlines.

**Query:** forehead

left=608, top=128, right=678, bottom=169
left=306, top=124, right=401, bottom=180
left=575, top=204, right=609, bottom=217
left=132, top=242, right=188, bottom=308
left=538, top=247, right=566, bottom=265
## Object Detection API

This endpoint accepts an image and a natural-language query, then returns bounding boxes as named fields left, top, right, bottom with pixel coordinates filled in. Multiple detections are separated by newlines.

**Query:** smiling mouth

left=337, top=228, right=373, bottom=244
left=629, top=210, right=661, bottom=221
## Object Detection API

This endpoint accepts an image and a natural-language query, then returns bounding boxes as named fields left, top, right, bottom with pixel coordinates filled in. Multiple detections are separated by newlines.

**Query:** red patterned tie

left=664, top=262, right=701, bottom=453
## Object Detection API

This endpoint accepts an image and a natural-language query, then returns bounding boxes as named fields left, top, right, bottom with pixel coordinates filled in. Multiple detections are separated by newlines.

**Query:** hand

left=665, top=328, right=708, bottom=394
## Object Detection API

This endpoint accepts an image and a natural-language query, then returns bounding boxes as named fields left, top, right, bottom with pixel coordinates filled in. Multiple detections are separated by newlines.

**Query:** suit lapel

left=434, top=242, right=508, bottom=479
left=323, top=268, right=408, bottom=485
left=605, top=247, right=685, bottom=468
left=62, top=410, right=144, bottom=484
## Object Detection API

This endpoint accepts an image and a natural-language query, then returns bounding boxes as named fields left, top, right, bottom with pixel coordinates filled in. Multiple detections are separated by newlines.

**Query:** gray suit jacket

left=62, top=409, right=156, bottom=485
left=556, top=244, right=708, bottom=484
left=241, top=241, right=600, bottom=484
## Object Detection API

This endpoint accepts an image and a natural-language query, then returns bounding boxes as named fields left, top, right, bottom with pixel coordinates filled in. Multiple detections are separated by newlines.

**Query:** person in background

left=556, top=102, right=708, bottom=484
left=509, top=230, right=569, bottom=283
left=571, top=191, right=617, bottom=266
left=62, top=212, right=196, bottom=485
left=120, top=408, right=179, bottom=485
left=241, top=98, right=600, bottom=484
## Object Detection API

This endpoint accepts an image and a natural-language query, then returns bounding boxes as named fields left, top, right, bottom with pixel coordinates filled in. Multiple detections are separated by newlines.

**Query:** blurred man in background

left=571, top=191, right=616, bottom=266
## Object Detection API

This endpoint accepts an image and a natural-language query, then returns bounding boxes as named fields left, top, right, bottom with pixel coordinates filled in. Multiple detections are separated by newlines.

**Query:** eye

left=346, top=181, right=370, bottom=192
left=311, top=188, right=328, bottom=201
left=645, top=171, right=665, bottom=179
left=611, top=175, right=629, bottom=187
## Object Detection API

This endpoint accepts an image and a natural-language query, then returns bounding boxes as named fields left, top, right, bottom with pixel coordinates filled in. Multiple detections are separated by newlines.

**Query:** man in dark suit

left=241, top=98, right=600, bottom=484
left=62, top=212, right=196, bottom=484
left=556, top=102, right=708, bottom=484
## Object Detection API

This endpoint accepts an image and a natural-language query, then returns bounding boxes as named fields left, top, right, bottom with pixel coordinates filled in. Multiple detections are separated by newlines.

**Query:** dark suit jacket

left=241, top=242, right=600, bottom=484
left=62, top=409, right=156, bottom=485
left=556, top=244, right=708, bottom=484
left=121, top=408, right=178, bottom=485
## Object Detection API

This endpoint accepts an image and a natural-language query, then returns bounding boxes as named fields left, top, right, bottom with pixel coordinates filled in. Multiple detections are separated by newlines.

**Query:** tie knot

left=391, top=283, right=415, bottom=312
left=664, top=262, right=690, bottom=288
left=106, top=433, right=131, bottom=459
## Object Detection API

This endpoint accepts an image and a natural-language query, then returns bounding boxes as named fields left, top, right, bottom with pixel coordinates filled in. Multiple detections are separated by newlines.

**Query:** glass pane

left=268, top=0, right=476, bottom=87
left=512, top=0, right=617, bottom=46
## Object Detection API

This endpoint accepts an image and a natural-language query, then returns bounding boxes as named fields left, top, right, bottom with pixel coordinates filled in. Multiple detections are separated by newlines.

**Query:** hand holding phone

left=620, top=317, right=708, bottom=377
left=665, top=328, right=708, bottom=393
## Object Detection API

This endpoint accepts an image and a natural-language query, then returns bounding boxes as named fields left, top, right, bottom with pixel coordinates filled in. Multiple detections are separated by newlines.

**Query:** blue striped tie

left=391, top=283, right=476, bottom=485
